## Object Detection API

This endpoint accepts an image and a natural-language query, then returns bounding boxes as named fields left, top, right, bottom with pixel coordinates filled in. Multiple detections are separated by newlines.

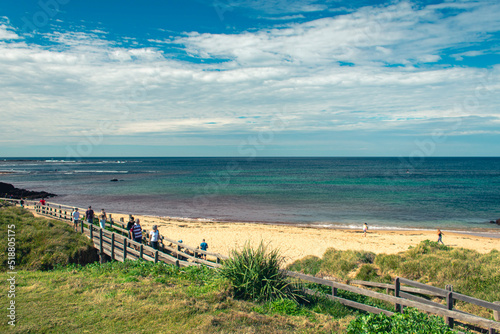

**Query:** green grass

left=0, top=261, right=351, bottom=333
left=0, top=207, right=98, bottom=270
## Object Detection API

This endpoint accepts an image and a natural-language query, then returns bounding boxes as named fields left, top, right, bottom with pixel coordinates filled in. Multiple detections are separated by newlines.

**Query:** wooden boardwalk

left=29, top=200, right=227, bottom=268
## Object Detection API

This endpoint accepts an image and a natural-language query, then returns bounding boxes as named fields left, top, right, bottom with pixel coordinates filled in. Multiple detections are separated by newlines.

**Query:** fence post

left=89, top=224, right=93, bottom=240
left=494, top=301, right=500, bottom=322
left=395, top=277, right=401, bottom=313
left=154, top=250, right=158, bottom=263
left=446, top=291, right=454, bottom=328
left=123, top=238, right=127, bottom=262
left=99, top=229, right=103, bottom=256
left=140, top=244, right=143, bottom=259
left=111, top=233, right=115, bottom=260
left=80, top=221, right=84, bottom=234
left=332, top=286, right=338, bottom=297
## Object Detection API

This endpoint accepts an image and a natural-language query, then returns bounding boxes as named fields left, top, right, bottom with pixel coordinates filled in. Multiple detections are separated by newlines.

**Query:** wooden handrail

left=287, top=271, right=500, bottom=331
left=398, top=277, right=500, bottom=313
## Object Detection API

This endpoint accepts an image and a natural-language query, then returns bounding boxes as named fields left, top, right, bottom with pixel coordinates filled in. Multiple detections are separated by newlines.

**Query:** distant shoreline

left=21, top=197, right=500, bottom=236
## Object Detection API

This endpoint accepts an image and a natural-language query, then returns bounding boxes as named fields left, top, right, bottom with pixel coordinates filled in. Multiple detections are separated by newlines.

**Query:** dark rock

left=110, top=179, right=119, bottom=182
left=497, top=219, right=500, bottom=226
left=0, top=182, right=56, bottom=200
left=491, top=221, right=497, bottom=224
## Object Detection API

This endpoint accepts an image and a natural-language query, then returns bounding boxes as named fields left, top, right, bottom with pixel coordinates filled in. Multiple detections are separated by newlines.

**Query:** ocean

left=1, top=157, right=499, bottom=232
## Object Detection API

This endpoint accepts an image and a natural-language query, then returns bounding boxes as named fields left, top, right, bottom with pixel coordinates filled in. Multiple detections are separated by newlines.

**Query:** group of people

left=41, top=200, right=212, bottom=258
left=71, top=206, right=107, bottom=230
left=71, top=209, right=161, bottom=250
left=125, top=214, right=160, bottom=250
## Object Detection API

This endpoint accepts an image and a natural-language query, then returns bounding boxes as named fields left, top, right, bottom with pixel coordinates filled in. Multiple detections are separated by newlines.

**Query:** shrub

left=319, top=248, right=376, bottom=279
left=347, top=308, right=457, bottom=334
left=375, top=254, right=401, bottom=274
left=219, top=242, right=299, bottom=302
left=355, top=264, right=379, bottom=281
left=286, top=255, right=321, bottom=276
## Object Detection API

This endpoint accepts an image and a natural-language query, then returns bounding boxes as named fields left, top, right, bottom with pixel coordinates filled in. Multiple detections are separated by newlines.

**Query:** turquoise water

left=1, top=157, right=499, bottom=230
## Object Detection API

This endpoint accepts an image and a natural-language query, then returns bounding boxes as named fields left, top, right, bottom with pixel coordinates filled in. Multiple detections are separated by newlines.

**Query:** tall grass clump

left=219, top=242, right=299, bottom=302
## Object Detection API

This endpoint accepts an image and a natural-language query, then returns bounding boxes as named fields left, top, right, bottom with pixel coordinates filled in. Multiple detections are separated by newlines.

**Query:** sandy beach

left=102, top=211, right=500, bottom=265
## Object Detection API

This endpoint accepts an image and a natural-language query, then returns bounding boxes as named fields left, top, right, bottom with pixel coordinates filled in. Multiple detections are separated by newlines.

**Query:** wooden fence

left=2, top=198, right=500, bottom=333
left=287, top=272, right=500, bottom=334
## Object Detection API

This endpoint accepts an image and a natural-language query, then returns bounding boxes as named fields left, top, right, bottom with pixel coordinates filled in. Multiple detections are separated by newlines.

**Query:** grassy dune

left=288, top=240, right=500, bottom=319
left=0, top=261, right=351, bottom=333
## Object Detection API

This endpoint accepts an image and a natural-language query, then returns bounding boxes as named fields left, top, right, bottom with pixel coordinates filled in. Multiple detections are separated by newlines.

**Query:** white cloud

left=176, top=1, right=500, bottom=67
left=0, top=24, right=20, bottom=40
left=0, top=1, right=499, bottom=154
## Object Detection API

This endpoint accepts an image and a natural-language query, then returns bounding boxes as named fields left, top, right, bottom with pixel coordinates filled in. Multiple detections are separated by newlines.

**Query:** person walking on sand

left=99, top=209, right=107, bottom=229
left=149, top=225, right=160, bottom=250
left=72, top=208, right=80, bottom=232
left=363, top=223, right=368, bottom=237
left=437, top=229, right=445, bottom=245
left=200, top=239, right=208, bottom=259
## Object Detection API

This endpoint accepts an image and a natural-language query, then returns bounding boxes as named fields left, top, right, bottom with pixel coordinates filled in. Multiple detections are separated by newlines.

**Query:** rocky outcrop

left=0, top=182, right=56, bottom=199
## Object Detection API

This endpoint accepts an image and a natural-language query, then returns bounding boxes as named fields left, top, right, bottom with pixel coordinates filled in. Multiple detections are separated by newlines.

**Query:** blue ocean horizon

left=1, top=157, right=499, bottom=232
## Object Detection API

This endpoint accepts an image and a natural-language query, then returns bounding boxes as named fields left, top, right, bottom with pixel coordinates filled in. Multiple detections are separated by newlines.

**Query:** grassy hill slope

left=0, top=261, right=351, bottom=333
left=0, top=205, right=98, bottom=270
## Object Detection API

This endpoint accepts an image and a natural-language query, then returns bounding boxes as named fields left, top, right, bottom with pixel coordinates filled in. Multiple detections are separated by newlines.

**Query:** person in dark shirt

left=127, top=214, right=135, bottom=235
left=85, top=206, right=94, bottom=225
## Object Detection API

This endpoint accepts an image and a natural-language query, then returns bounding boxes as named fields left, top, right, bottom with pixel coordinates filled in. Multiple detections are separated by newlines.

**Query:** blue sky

left=0, top=0, right=499, bottom=157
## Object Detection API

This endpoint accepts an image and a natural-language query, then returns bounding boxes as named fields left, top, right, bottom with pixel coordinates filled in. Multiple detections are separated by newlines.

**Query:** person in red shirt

left=39, top=198, right=46, bottom=206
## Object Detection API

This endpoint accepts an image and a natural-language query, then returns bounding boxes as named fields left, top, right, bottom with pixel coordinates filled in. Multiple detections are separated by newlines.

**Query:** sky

left=0, top=0, right=499, bottom=157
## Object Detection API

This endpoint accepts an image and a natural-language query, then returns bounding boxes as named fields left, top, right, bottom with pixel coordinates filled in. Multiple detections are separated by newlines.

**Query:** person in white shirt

left=72, top=208, right=80, bottom=232
left=150, top=225, right=160, bottom=250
